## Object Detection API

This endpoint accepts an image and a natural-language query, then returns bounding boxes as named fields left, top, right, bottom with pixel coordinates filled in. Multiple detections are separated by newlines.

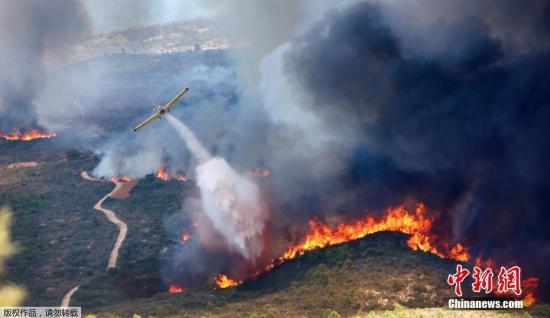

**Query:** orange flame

left=215, top=274, right=240, bottom=289
left=156, top=165, right=170, bottom=181
left=448, top=243, right=470, bottom=262
left=206, top=204, right=538, bottom=304
left=249, top=168, right=270, bottom=177
left=523, top=277, right=538, bottom=306
left=182, top=232, right=190, bottom=242
left=275, top=204, right=469, bottom=265
left=0, top=128, right=56, bottom=141
left=177, top=175, right=187, bottom=182
left=168, top=284, right=184, bottom=293
left=110, top=176, right=133, bottom=183
left=156, top=165, right=186, bottom=182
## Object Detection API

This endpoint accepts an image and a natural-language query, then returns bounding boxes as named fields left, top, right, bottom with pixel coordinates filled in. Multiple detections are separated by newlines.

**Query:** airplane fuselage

left=157, top=104, right=168, bottom=114
left=133, top=87, right=188, bottom=132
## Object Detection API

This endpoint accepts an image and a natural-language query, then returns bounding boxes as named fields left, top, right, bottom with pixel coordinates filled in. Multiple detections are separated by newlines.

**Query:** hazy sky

left=84, top=0, right=220, bottom=33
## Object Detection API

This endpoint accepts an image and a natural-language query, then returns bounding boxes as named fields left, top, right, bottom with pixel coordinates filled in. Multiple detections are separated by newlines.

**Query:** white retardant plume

left=166, top=114, right=211, bottom=162
left=166, top=114, right=268, bottom=261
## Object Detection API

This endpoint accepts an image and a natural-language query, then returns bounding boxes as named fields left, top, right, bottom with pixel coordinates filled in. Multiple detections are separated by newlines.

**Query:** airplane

left=133, top=87, right=189, bottom=131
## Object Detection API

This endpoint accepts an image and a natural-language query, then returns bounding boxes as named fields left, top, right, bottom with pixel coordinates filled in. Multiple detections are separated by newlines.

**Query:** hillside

left=89, top=232, right=550, bottom=317
left=65, top=20, right=229, bottom=65
left=1, top=140, right=548, bottom=317
left=0, top=140, right=184, bottom=306
left=0, top=140, right=114, bottom=305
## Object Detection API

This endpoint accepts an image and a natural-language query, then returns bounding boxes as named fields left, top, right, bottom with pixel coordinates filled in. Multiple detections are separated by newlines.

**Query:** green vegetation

left=351, top=304, right=541, bottom=318
left=0, top=147, right=116, bottom=305
left=72, top=175, right=187, bottom=308
left=1, top=141, right=547, bottom=317
left=84, top=231, right=547, bottom=317
left=0, top=141, right=186, bottom=308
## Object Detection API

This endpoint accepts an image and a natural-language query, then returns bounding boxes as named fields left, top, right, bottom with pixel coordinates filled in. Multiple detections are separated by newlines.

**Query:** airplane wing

left=164, top=87, right=189, bottom=111
left=133, top=113, right=160, bottom=131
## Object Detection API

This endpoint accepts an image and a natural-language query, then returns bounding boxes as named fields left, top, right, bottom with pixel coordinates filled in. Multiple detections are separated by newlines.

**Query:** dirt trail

left=81, top=171, right=129, bottom=269
left=80, top=170, right=95, bottom=181
left=60, top=285, right=80, bottom=307
left=94, top=180, right=128, bottom=269
left=61, top=172, right=131, bottom=306
left=6, top=161, right=39, bottom=169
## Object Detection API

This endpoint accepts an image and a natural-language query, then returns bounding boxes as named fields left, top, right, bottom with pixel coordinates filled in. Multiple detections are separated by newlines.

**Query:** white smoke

left=166, top=114, right=268, bottom=261
left=92, top=146, right=162, bottom=179
left=91, top=129, right=166, bottom=179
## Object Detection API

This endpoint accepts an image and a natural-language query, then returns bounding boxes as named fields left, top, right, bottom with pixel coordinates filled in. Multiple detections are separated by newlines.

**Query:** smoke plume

left=161, top=1, right=550, bottom=295
left=270, top=0, right=550, bottom=294
left=0, top=0, right=89, bottom=131
left=22, top=0, right=542, bottom=297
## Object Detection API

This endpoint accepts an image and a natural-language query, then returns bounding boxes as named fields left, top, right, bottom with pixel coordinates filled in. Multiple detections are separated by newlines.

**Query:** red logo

left=497, top=266, right=522, bottom=296
left=472, top=266, right=494, bottom=293
left=448, top=264, right=523, bottom=297
left=447, top=264, right=470, bottom=297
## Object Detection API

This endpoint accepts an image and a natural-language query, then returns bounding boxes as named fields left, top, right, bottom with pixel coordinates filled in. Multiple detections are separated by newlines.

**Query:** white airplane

left=133, top=88, right=189, bottom=132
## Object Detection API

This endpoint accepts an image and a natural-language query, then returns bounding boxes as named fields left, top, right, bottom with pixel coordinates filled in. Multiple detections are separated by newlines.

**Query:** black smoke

left=0, top=0, right=89, bottom=131
left=280, top=1, right=550, bottom=298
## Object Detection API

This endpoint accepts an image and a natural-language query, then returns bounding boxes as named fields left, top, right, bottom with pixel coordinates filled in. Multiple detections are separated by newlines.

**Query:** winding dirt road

left=61, top=172, right=130, bottom=306
left=95, top=180, right=128, bottom=269
left=60, top=285, right=80, bottom=307
left=81, top=171, right=128, bottom=269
